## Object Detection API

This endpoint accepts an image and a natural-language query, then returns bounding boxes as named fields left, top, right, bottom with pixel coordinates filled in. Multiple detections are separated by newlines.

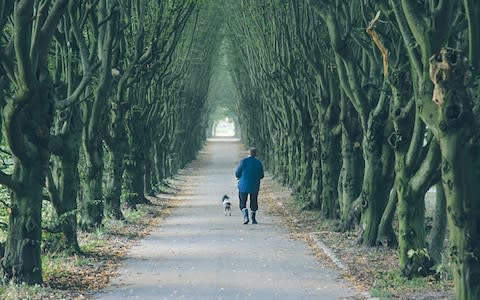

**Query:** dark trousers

left=239, top=192, right=259, bottom=211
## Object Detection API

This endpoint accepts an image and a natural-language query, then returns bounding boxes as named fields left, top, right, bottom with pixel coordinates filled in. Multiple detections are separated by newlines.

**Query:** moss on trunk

left=2, top=86, right=54, bottom=284
left=79, top=151, right=104, bottom=230
left=123, top=107, right=149, bottom=208
left=319, top=121, right=341, bottom=218
left=49, top=151, right=81, bottom=253
left=428, top=183, right=447, bottom=263
left=104, top=102, right=127, bottom=220
left=104, top=146, right=125, bottom=220
left=2, top=163, right=44, bottom=284
left=359, top=116, right=391, bottom=246
left=430, top=48, right=480, bottom=299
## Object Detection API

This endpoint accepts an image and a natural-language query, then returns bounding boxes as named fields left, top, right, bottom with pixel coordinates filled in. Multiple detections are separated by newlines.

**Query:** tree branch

left=400, top=0, right=430, bottom=62
left=14, top=0, right=35, bottom=89
left=0, top=169, right=19, bottom=192
left=55, top=62, right=100, bottom=110
left=411, top=138, right=440, bottom=194
left=68, top=1, right=90, bottom=72
left=36, top=0, right=68, bottom=65
left=367, top=11, right=389, bottom=77
left=463, top=0, right=480, bottom=68
left=406, top=110, right=426, bottom=171
left=389, top=0, right=423, bottom=78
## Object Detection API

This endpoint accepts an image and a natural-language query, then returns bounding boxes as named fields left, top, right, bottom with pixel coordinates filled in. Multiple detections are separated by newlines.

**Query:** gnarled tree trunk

left=430, top=48, right=480, bottom=300
left=0, top=1, right=68, bottom=284
left=2, top=87, right=53, bottom=284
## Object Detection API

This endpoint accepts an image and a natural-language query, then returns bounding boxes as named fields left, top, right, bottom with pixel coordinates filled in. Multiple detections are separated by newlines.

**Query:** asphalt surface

left=94, top=139, right=356, bottom=300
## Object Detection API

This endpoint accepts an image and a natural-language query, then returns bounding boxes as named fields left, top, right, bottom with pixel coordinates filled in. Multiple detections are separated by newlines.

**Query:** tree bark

left=104, top=100, right=128, bottom=220
left=316, top=74, right=341, bottom=218
left=428, top=182, right=447, bottom=264
left=47, top=107, right=82, bottom=253
left=3, top=163, right=44, bottom=284
left=123, top=107, right=149, bottom=208
left=430, top=48, right=480, bottom=300
left=338, top=94, right=363, bottom=229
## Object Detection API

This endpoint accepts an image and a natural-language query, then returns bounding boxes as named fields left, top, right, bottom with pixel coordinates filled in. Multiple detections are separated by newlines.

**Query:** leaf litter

left=261, top=175, right=454, bottom=300
left=2, top=168, right=454, bottom=300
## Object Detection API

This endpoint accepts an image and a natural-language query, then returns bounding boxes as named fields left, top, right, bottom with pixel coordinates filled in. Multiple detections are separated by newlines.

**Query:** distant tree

left=79, top=0, right=119, bottom=230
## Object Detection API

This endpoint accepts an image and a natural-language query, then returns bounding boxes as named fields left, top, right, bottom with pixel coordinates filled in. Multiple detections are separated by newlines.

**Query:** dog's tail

left=222, top=194, right=230, bottom=201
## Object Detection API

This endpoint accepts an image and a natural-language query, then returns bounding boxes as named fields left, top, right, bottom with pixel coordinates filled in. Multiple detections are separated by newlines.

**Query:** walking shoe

left=242, top=208, right=249, bottom=224
left=251, top=211, right=257, bottom=224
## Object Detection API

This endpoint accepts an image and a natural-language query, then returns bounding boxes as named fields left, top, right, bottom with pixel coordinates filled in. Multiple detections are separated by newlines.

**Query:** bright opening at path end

left=215, top=118, right=235, bottom=137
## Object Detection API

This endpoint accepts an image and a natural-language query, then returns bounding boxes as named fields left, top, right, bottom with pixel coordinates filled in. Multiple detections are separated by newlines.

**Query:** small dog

left=222, top=195, right=232, bottom=216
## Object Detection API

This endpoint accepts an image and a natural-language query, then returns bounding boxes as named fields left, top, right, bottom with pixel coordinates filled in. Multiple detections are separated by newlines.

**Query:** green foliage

left=81, top=238, right=105, bottom=254
left=124, top=205, right=151, bottom=223
left=206, top=37, right=239, bottom=127
left=0, top=186, right=10, bottom=241
left=42, top=252, right=90, bottom=277
left=294, top=190, right=314, bottom=211
left=41, top=200, right=59, bottom=230
left=0, top=145, right=12, bottom=242
left=42, top=255, right=70, bottom=279
left=407, top=248, right=430, bottom=260
left=41, top=232, right=67, bottom=254
left=371, top=270, right=432, bottom=298
left=0, top=283, right=53, bottom=300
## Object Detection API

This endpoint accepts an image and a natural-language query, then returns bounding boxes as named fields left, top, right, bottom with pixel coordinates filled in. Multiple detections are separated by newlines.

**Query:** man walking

left=235, top=147, right=264, bottom=224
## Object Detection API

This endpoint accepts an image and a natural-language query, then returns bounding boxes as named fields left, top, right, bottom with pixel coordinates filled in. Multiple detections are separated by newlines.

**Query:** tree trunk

left=296, top=109, right=313, bottom=205
left=428, top=182, right=447, bottom=264
left=389, top=68, right=439, bottom=277
left=309, top=126, right=322, bottom=210
left=78, top=0, right=118, bottom=229
left=338, top=95, right=363, bottom=229
left=124, top=150, right=147, bottom=209
left=319, top=115, right=341, bottom=218
left=430, top=48, right=480, bottom=300
left=397, top=176, right=432, bottom=277
left=0, top=0, right=69, bottom=283
left=2, top=162, right=44, bottom=284
left=154, top=142, right=167, bottom=184
left=2, top=86, right=54, bottom=284
left=359, top=160, right=384, bottom=245
left=48, top=64, right=83, bottom=251
left=48, top=109, right=81, bottom=253
left=338, top=137, right=363, bottom=229
left=104, top=102, right=128, bottom=220
left=358, top=117, right=391, bottom=246
left=48, top=156, right=80, bottom=253
left=79, top=144, right=104, bottom=229
left=144, top=142, right=156, bottom=197
left=123, top=107, right=149, bottom=208
left=376, top=185, right=398, bottom=247
left=104, top=146, right=125, bottom=220
left=286, top=135, right=297, bottom=188
left=314, top=72, right=342, bottom=218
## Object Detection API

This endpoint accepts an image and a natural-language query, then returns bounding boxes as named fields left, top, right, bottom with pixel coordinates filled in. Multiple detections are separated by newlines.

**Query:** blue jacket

left=235, top=156, right=264, bottom=193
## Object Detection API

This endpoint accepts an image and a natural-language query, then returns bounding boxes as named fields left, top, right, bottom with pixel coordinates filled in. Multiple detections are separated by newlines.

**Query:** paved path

left=94, top=139, right=355, bottom=299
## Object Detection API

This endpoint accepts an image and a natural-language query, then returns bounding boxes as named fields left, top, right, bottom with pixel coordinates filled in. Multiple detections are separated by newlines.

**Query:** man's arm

left=260, top=162, right=264, bottom=179
left=235, top=160, right=243, bottom=178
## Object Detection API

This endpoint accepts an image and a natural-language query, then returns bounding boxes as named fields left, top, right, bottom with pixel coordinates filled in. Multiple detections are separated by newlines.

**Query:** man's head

left=249, top=147, right=258, bottom=157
